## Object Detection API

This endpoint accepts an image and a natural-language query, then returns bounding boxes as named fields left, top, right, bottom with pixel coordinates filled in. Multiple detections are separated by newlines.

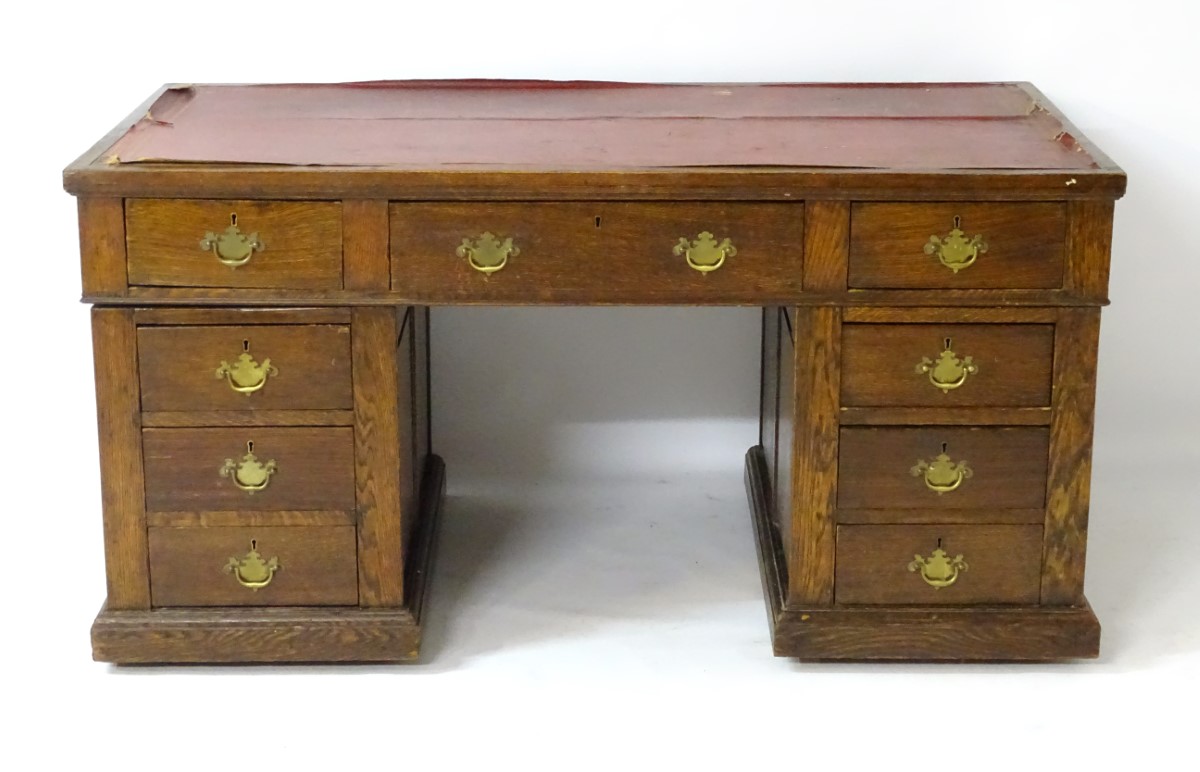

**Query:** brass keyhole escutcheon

left=674, top=232, right=736, bottom=273
left=200, top=213, right=264, bottom=267
left=457, top=232, right=519, bottom=274
left=225, top=538, right=280, bottom=590
left=908, top=539, right=968, bottom=589
left=219, top=441, right=277, bottom=494
left=911, top=442, right=972, bottom=495
left=215, top=339, right=277, bottom=395
left=915, top=337, right=977, bottom=392
left=923, top=215, right=986, bottom=273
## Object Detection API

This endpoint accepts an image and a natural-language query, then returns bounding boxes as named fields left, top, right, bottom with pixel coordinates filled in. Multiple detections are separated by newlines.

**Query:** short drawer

left=841, top=323, right=1054, bottom=407
left=142, top=427, right=356, bottom=512
left=835, top=524, right=1043, bottom=605
left=148, top=525, right=358, bottom=606
left=838, top=427, right=1049, bottom=510
left=390, top=202, right=804, bottom=302
left=126, top=199, right=343, bottom=288
left=849, top=203, right=1065, bottom=289
left=138, top=324, right=352, bottom=411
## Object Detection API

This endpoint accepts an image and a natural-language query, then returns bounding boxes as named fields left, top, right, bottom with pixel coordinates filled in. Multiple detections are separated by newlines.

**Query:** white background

left=2, top=1, right=1198, bottom=768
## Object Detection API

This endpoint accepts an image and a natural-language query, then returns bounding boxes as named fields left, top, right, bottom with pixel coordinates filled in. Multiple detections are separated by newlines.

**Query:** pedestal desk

left=63, top=81, right=1125, bottom=663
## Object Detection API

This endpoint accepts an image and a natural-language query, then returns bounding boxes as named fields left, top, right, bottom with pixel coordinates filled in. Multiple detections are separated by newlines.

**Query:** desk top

left=64, top=81, right=1124, bottom=199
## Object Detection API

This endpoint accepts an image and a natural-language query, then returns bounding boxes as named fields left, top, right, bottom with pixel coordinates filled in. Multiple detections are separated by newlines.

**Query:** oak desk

left=64, top=81, right=1124, bottom=663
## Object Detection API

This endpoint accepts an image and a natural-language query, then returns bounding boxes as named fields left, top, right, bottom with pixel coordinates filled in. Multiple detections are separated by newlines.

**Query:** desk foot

left=745, top=446, right=1100, bottom=662
left=91, top=455, right=447, bottom=664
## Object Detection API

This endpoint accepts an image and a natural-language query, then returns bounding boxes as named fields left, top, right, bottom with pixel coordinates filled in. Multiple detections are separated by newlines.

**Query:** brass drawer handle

left=908, top=541, right=968, bottom=588
left=214, top=341, right=277, bottom=395
left=200, top=213, right=263, bottom=267
left=911, top=444, right=972, bottom=494
left=923, top=216, right=986, bottom=273
left=225, top=539, right=280, bottom=590
left=674, top=232, right=736, bottom=273
left=457, top=232, right=519, bottom=274
left=219, top=441, right=277, bottom=494
left=915, top=337, right=977, bottom=392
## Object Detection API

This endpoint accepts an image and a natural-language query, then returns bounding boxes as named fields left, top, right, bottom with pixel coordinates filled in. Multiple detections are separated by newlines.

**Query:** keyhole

left=242, top=339, right=250, bottom=352
left=941, top=442, right=948, bottom=454
left=944, top=337, right=953, bottom=350
left=246, top=441, right=254, bottom=453
left=594, top=215, right=602, bottom=229
left=936, top=538, right=943, bottom=549
left=952, top=215, right=961, bottom=229
left=230, top=213, right=238, bottom=227
left=250, top=539, right=258, bottom=550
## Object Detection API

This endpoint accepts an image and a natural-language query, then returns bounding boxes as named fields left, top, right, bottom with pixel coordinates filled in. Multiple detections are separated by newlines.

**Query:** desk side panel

left=92, top=308, right=150, bottom=608
left=787, top=307, right=842, bottom=606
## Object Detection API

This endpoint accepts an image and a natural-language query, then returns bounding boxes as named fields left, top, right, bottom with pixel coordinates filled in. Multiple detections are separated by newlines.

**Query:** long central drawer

left=390, top=202, right=805, bottom=302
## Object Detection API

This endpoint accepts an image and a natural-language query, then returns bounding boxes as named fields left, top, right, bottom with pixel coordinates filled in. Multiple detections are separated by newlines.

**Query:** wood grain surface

left=1042, top=308, right=1101, bottom=605
left=391, top=202, right=804, bottom=303
left=91, top=606, right=422, bottom=664
left=787, top=307, right=841, bottom=605
left=838, top=426, right=1049, bottom=510
left=353, top=308, right=408, bottom=607
left=138, top=324, right=352, bottom=411
left=79, top=198, right=127, bottom=297
left=849, top=202, right=1066, bottom=289
left=747, top=449, right=1097, bottom=660
left=142, top=427, right=355, bottom=512
left=342, top=199, right=390, bottom=291
left=91, top=308, right=150, bottom=609
left=774, top=310, right=796, bottom=553
left=771, top=603, right=1099, bottom=660
left=148, top=525, right=358, bottom=607
left=841, top=323, right=1054, bottom=407
left=835, top=524, right=1043, bottom=605
left=126, top=199, right=343, bottom=289
left=746, top=446, right=787, bottom=625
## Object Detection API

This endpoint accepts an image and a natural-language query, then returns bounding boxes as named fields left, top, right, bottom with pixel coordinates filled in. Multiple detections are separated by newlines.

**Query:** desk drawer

left=849, top=203, right=1065, bottom=289
left=838, top=427, right=1049, bottom=510
left=126, top=199, right=343, bottom=288
left=148, top=525, right=358, bottom=607
left=390, top=202, right=804, bottom=302
left=835, top=524, right=1043, bottom=605
left=139, top=324, right=352, bottom=412
left=142, top=427, right=356, bottom=512
left=841, top=324, right=1054, bottom=407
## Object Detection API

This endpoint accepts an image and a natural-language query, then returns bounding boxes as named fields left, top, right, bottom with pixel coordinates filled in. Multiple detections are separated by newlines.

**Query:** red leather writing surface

left=104, top=81, right=1097, bottom=170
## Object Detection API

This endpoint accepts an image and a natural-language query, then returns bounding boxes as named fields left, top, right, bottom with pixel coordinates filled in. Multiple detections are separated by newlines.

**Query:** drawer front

left=390, top=202, right=804, bottom=302
left=849, top=203, right=1065, bottom=289
left=836, top=524, right=1043, bottom=605
left=143, top=427, right=356, bottom=512
left=139, top=324, right=352, bottom=412
left=838, top=427, right=1049, bottom=510
left=127, top=199, right=343, bottom=288
left=841, top=324, right=1054, bottom=407
left=148, top=525, right=358, bottom=606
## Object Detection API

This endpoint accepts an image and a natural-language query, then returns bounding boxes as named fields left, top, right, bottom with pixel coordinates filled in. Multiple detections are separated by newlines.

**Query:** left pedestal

left=87, top=306, right=440, bottom=663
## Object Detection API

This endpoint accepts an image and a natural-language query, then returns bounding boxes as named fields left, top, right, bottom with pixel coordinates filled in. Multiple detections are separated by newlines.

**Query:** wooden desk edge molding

left=66, top=81, right=1123, bottom=663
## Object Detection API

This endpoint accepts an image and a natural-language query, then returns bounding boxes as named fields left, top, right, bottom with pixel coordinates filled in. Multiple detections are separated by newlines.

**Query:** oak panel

left=142, top=427, right=355, bottom=512
left=391, top=202, right=804, bottom=303
left=835, top=524, right=1043, bottom=605
left=849, top=202, right=1065, bottom=289
left=841, top=323, right=1054, bottom=407
left=787, top=307, right=841, bottom=605
left=148, top=525, right=358, bottom=607
left=126, top=199, right=342, bottom=288
left=92, top=308, right=150, bottom=609
left=138, top=324, right=352, bottom=411
left=838, top=427, right=1049, bottom=510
